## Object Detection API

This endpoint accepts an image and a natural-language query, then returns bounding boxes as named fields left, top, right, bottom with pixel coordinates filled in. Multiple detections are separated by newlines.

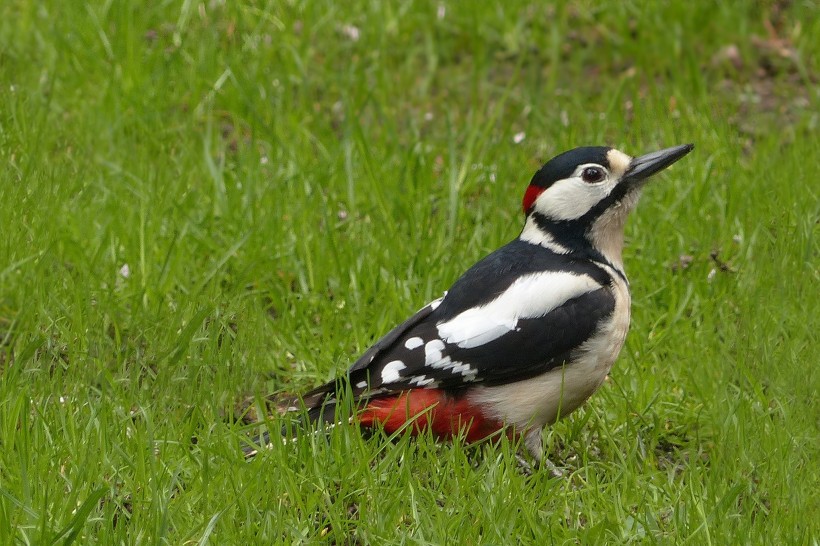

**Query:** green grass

left=1, top=0, right=817, bottom=543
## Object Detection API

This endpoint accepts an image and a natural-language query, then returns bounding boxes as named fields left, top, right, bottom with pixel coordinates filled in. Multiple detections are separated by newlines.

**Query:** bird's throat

left=586, top=199, right=633, bottom=272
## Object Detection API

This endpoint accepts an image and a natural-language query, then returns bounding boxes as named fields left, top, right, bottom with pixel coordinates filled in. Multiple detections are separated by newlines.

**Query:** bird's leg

left=514, top=452, right=534, bottom=475
left=524, top=428, right=565, bottom=478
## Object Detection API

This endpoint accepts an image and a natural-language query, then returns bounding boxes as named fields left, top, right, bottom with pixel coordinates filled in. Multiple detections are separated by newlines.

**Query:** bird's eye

left=581, top=166, right=606, bottom=183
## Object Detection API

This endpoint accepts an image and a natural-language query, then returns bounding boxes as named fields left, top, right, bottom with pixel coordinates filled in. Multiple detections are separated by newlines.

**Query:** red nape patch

left=358, top=390, right=505, bottom=443
left=522, top=184, right=544, bottom=214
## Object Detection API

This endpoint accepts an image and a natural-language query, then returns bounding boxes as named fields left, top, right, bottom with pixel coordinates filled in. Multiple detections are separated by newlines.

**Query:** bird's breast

left=467, top=273, right=631, bottom=430
left=577, top=273, right=631, bottom=384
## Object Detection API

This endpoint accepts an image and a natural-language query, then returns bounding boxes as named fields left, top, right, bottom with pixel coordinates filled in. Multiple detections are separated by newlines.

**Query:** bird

left=246, top=143, right=694, bottom=463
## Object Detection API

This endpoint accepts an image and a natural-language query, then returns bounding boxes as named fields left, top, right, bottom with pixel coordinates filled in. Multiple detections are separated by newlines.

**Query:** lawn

left=0, top=0, right=817, bottom=543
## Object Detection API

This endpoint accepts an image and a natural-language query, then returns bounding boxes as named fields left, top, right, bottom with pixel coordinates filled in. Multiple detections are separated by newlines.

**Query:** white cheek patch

left=436, top=271, right=601, bottom=348
left=534, top=177, right=614, bottom=221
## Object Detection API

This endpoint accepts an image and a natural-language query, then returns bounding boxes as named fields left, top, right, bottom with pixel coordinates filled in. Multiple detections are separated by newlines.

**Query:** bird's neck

left=519, top=215, right=573, bottom=254
left=519, top=212, right=628, bottom=277
left=587, top=216, right=626, bottom=273
left=585, top=198, right=636, bottom=274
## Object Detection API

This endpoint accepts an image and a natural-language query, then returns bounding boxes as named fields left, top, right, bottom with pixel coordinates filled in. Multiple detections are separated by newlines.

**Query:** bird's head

left=520, top=144, right=694, bottom=269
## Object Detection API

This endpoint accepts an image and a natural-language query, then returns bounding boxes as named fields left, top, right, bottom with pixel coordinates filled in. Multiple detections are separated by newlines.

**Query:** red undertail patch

left=358, top=389, right=506, bottom=443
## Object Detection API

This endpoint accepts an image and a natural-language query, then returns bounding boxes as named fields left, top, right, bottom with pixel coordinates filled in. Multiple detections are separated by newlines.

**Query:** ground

left=0, top=1, right=817, bottom=543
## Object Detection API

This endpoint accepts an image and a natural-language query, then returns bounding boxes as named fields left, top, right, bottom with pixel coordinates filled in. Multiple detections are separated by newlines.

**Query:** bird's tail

left=241, top=380, right=345, bottom=458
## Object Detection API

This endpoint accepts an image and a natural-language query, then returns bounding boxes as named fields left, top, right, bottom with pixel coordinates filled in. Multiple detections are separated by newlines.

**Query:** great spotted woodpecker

left=250, top=144, right=693, bottom=461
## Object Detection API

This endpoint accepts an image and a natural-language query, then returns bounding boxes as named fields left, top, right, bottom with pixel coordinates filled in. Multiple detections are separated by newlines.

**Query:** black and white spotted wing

left=305, top=239, right=617, bottom=404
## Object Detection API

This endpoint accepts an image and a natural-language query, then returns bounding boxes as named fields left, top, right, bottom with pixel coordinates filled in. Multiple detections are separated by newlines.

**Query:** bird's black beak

left=624, top=144, right=694, bottom=185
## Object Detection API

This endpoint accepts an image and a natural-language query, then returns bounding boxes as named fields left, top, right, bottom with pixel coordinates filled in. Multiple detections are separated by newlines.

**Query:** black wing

left=304, top=240, right=616, bottom=406
left=300, top=297, right=443, bottom=407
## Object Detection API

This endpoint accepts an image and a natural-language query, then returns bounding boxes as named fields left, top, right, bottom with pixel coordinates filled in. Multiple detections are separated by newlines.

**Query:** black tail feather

left=242, top=399, right=341, bottom=459
left=242, top=376, right=373, bottom=458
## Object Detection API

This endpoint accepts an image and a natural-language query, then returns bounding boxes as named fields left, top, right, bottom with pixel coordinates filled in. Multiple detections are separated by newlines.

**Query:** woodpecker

left=252, top=143, right=693, bottom=461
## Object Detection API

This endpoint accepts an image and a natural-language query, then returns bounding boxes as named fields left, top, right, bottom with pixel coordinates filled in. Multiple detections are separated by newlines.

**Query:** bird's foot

left=539, top=456, right=565, bottom=478
left=515, top=451, right=564, bottom=478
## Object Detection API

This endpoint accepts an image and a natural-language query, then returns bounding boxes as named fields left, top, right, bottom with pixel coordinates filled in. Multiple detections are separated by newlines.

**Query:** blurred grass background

left=0, top=0, right=817, bottom=543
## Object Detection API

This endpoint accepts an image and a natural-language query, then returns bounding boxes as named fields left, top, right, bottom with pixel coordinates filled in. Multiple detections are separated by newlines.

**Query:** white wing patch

left=381, top=360, right=406, bottom=383
left=409, top=375, right=438, bottom=387
left=404, top=337, right=424, bottom=350
left=428, top=357, right=478, bottom=381
left=424, top=340, right=445, bottom=364
left=436, top=271, right=601, bottom=349
left=437, top=314, right=518, bottom=350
